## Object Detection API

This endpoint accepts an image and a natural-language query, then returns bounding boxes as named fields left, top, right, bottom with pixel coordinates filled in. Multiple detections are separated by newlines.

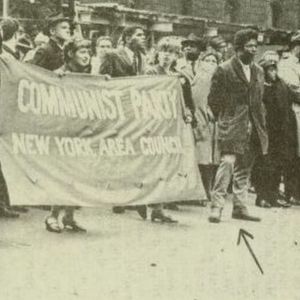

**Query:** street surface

left=1, top=194, right=300, bottom=300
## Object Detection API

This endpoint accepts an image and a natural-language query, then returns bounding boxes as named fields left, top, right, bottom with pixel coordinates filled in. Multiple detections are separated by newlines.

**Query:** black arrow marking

left=237, top=229, right=264, bottom=275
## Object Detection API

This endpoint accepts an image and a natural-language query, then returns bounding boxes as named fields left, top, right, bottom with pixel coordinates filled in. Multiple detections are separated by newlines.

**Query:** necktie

left=191, top=61, right=196, bottom=76
left=133, top=52, right=141, bottom=75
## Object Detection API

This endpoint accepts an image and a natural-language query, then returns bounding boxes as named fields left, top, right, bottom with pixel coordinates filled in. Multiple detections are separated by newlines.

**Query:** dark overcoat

left=30, top=38, right=64, bottom=71
left=208, top=56, right=268, bottom=155
left=99, top=48, right=146, bottom=77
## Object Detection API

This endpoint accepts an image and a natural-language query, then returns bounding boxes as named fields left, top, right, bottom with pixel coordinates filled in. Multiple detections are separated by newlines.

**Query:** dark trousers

left=198, top=165, right=217, bottom=201
left=252, top=154, right=294, bottom=202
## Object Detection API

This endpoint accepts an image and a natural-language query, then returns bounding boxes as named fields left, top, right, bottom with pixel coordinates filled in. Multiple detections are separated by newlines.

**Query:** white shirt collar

left=239, top=59, right=251, bottom=82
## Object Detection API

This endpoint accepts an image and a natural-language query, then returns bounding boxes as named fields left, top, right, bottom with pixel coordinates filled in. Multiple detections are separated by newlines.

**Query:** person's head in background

left=95, top=36, right=113, bottom=58
left=0, top=18, right=21, bottom=49
left=259, top=51, right=280, bottom=83
left=198, top=52, right=219, bottom=73
left=155, top=37, right=181, bottom=70
left=47, top=15, right=71, bottom=46
left=207, top=36, right=227, bottom=61
left=64, top=38, right=92, bottom=73
left=121, top=26, right=146, bottom=53
left=288, top=33, right=300, bottom=59
left=234, top=29, right=258, bottom=65
left=34, top=32, right=49, bottom=48
left=181, top=33, right=205, bottom=62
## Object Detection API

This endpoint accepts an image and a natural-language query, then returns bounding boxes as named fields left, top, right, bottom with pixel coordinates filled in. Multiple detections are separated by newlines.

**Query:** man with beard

left=208, top=29, right=268, bottom=223
left=177, top=33, right=206, bottom=83
left=31, top=13, right=71, bottom=71
left=100, top=26, right=147, bottom=220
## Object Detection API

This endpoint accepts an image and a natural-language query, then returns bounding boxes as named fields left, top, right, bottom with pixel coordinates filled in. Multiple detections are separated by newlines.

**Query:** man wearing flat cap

left=278, top=33, right=300, bottom=205
left=31, top=13, right=71, bottom=70
left=207, top=35, right=228, bottom=62
left=177, top=33, right=206, bottom=81
left=208, top=28, right=268, bottom=223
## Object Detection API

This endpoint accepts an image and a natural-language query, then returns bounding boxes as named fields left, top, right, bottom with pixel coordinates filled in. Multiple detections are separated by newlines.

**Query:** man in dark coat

left=0, top=18, right=27, bottom=218
left=100, top=26, right=147, bottom=220
left=278, top=33, right=300, bottom=205
left=253, top=53, right=295, bottom=208
left=30, top=13, right=71, bottom=71
left=208, top=29, right=268, bottom=223
left=99, top=26, right=146, bottom=77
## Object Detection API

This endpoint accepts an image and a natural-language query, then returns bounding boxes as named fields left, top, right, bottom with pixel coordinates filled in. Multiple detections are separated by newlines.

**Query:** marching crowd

left=0, top=12, right=300, bottom=233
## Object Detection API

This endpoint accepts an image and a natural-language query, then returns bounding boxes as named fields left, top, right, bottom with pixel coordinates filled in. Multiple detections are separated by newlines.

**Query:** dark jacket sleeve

left=208, top=66, right=226, bottom=119
left=99, top=52, right=114, bottom=76
left=30, top=47, right=48, bottom=68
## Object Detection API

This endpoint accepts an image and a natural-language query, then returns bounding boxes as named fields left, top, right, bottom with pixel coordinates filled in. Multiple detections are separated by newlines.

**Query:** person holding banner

left=31, top=13, right=71, bottom=71
left=44, top=38, right=92, bottom=233
left=145, top=36, right=187, bottom=223
left=99, top=26, right=148, bottom=220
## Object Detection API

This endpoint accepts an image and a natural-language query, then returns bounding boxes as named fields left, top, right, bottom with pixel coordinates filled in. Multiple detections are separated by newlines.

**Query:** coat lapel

left=232, top=56, right=250, bottom=87
left=249, top=63, right=258, bottom=88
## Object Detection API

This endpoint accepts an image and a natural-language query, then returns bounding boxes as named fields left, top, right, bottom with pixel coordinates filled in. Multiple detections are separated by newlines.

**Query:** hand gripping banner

left=0, top=57, right=205, bottom=206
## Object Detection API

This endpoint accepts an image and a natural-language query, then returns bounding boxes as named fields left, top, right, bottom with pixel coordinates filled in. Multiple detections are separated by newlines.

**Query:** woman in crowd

left=45, top=38, right=92, bottom=233
left=192, top=52, right=220, bottom=202
left=91, top=36, right=113, bottom=75
left=145, top=36, right=188, bottom=223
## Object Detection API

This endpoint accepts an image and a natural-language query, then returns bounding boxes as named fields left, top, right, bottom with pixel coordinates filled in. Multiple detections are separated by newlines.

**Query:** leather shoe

left=62, top=216, right=86, bottom=233
left=288, top=197, right=300, bottom=206
left=272, top=199, right=291, bottom=208
left=112, top=206, right=125, bottom=214
left=136, top=205, right=147, bottom=220
left=45, top=216, right=61, bottom=233
left=0, top=207, right=19, bottom=218
left=151, top=209, right=177, bottom=223
left=256, top=199, right=272, bottom=208
left=232, top=207, right=261, bottom=222
left=208, top=207, right=222, bottom=223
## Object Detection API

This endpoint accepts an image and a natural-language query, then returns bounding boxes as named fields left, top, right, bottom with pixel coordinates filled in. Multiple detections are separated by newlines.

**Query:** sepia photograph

left=0, top=0, right=300, bottom=299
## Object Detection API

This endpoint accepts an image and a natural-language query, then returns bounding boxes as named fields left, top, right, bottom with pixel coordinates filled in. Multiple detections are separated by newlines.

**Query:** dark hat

left=182, top=33, right=204, bottom=48
left=234, top=28, right=258, bottom=50
left=47, top=13, right=70, bottom=27
left=209, top=36, right=226, bottom=50
left=44, top=13, right=70, bottom=36
left=258, top=58, right=277, bottom=69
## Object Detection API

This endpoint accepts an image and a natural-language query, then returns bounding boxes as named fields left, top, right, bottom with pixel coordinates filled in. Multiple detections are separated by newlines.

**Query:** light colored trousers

left=211, top=150, right=255, bottom=209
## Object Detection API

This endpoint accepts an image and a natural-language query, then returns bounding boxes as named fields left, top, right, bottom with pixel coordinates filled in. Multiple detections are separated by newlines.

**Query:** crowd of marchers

left=0, top=12, right=299, bottom=232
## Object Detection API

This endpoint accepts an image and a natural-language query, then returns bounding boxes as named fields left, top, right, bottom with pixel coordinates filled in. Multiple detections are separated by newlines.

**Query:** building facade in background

left=80, top=0, right=300, bottom=30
